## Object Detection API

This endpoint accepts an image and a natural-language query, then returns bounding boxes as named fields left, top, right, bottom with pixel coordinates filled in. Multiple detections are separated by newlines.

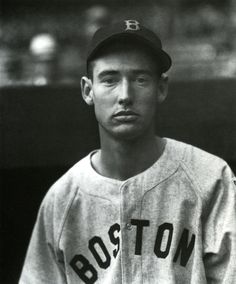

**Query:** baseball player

left=19, top=20, right=236, bottom=284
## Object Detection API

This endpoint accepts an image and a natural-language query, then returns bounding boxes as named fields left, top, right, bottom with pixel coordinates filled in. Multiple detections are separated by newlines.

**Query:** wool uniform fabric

left=19, top=138, right=236, bottom=284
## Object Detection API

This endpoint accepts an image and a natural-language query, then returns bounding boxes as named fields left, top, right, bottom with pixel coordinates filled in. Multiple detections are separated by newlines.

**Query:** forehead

left=92, top=46, right=159, bottom=76
left=92, top=39, right=160, bottom=75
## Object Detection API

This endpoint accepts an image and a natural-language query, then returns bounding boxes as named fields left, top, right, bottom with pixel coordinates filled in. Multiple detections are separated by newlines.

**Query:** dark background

left=1, top=0, right=236, bottom=85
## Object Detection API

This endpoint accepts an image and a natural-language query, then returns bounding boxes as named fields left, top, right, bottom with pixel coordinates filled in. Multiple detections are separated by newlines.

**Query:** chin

left=99, top=120, right=154, bottom=141
left=110, top=125, right=147, bottom=141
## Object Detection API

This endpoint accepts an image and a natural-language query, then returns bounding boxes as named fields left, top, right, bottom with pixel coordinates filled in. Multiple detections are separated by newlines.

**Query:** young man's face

left=81, top=45, right=168, bottom=141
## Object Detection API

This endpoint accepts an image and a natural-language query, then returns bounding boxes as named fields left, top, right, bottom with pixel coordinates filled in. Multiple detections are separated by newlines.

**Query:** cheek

left=137, top=95, right=159, bottom=125
left=92, top=90, right=115, bottom=121
left=92, top=85, right=114, bottom=104
left=137, top=90, right=158, bottom=112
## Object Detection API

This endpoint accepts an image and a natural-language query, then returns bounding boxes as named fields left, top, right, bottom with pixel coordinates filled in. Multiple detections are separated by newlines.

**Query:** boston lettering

left=70, top=219, right=195, bottom=283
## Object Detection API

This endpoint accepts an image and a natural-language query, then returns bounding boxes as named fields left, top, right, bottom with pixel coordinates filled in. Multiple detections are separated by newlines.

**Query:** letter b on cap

left=125, top=20, right=140, bottom=31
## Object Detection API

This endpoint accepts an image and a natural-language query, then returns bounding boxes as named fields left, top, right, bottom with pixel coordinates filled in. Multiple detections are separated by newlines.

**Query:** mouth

left=113, top=110, right=139, bottom=122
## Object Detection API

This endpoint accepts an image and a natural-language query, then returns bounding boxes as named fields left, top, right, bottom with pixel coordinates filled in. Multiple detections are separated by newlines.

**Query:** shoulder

left=167, top=138, right=234, bottom=202
left=27, top=153, right=96, bottom=251
left=39, top=153, right=92, bottom=220
left=167, top=137, right=228, bottom=175
left=180, top=139, right=229, bottom=180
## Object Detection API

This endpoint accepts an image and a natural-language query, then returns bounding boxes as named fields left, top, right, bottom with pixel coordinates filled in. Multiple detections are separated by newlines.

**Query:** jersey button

left=126, top=223, right=132, bottom=230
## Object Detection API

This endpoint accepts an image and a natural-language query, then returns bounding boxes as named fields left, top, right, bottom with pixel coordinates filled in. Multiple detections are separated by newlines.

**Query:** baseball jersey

left=19, top=138, right=236, bottom=284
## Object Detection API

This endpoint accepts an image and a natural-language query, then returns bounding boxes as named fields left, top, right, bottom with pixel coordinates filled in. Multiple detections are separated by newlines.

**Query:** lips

left=113, top=110, right=139, bottom=122
left=114, top=110, right=137, bottom=116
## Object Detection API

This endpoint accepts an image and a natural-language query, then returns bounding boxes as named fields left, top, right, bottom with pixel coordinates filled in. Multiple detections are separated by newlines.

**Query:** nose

left=118, top=78, right=133, bottom=106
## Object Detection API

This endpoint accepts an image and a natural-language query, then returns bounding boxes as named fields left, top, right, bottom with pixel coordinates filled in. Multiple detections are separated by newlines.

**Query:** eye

left=104, top=78, right=115, bottom=84
left=137, top=77, right=146, bottom=83
left=135, top=75, right=149, bottom=84
left=101, top=76, right=118, bottom=85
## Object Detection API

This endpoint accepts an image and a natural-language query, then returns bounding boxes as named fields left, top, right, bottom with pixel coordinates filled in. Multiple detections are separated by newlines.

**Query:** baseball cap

left=87, top=19, right=172, bottom=73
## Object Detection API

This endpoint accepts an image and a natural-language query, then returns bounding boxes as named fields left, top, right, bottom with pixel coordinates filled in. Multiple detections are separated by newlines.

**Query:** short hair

left=86, top=37, right=163, bottom=80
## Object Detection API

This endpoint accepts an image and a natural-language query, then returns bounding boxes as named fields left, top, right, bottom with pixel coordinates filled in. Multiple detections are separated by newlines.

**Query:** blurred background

left=1, top=0, right=236, bottom=85
left=1, top=1, right=236, bottom=283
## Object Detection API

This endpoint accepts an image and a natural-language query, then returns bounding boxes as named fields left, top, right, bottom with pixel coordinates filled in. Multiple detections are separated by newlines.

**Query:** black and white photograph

left=1, top=0, right=236, bottom=283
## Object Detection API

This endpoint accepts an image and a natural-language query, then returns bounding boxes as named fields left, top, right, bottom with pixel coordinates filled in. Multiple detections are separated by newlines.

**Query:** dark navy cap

left=87, top=19, right=172, bottom=73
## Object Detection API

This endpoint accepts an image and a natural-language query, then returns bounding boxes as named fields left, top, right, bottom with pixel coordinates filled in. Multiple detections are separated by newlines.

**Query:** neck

left=92, top=128, right=165, bottom=181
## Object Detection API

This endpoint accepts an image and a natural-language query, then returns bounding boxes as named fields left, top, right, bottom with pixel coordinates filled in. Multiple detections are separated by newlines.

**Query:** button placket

left=120, top=181, right=143, bottom=284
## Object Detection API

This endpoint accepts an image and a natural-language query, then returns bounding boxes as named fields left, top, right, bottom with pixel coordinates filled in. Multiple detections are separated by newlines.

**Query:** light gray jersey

left=19, top=138, right=236, bottom=284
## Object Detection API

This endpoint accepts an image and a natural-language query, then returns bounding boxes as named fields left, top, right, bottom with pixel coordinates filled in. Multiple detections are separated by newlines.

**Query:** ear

left=81, top=76, right=94, bottom=106
left=157, top=73, right=168, bottom=104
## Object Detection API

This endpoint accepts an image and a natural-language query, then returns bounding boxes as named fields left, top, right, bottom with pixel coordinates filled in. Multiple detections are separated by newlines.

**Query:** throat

left=92, top=136, right=166, bottom=181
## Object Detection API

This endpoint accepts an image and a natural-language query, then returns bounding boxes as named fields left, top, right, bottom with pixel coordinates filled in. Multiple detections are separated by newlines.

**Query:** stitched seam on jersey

left=79, top=188, right=112, bottom=202
left=123, top=139, right=188, bottom=197
left=56, top=186, right=80, bottom=253
left=180, top=161, right=205, bottom=206
left=139, top=161, right=181, bottom=284
left=179, top=161, right=210, bottom=250
left=177, top=143, right=204, bottom=203
left=142, top=138, right=188, bottom=195
left=141, top=163, right=181, bottom=200
left=179, top=161, right=204, bottom=219
left=119, top=183, right=125, bottom=284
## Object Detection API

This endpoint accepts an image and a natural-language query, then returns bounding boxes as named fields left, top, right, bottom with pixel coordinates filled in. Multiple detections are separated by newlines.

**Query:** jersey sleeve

left=19, top=183, right=71, bottom=284
left=203, top=164, right=236, bottom=283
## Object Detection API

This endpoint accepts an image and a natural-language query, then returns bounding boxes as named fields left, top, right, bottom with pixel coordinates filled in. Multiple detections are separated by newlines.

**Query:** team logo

left=125, top=20, right=140, bottom=31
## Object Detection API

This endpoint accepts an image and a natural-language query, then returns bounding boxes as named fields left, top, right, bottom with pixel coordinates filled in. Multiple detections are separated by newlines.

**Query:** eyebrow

left=132, top=70, right=153, bottom=76
left=97, top=69, right=154, bottom=79
left=98, top=70, right=119, bottom=79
